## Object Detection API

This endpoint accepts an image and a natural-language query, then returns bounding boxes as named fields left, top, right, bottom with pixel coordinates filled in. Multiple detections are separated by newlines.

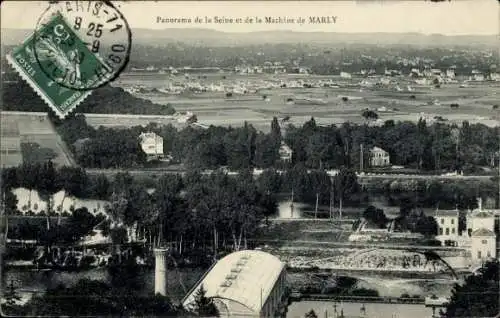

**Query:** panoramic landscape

left=1, top=1, right=499, bottom=318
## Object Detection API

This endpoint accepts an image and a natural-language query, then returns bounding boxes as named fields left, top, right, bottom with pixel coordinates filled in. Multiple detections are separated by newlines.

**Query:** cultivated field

left=110, top=73, right=500, bottom=132
left=0, top=112, right=75, bottom=167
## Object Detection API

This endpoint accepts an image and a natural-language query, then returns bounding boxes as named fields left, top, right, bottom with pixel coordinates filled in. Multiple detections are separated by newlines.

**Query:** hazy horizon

left=2, top=26, right=497, bottom=37
left=1, top=0, right=498, bottom=36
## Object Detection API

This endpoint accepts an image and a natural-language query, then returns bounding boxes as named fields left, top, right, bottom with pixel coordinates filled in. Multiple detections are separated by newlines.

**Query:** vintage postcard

left=1, top=1, right=499, bottom=317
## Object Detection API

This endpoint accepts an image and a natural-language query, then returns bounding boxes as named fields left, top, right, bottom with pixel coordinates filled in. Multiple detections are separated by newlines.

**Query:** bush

left=350, top=288, right=379, bottom=297
left=422, top=239, right=442, bottom=246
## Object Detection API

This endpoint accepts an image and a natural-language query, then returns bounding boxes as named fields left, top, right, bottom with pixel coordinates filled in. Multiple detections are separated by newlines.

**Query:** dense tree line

left=442, top=260, right=499, bottom=317
left=285, top=118, right=499, bottom=173
left=3, top=277, right=223, bottom=317
left=1, top=164, right=278, bottom=253
left=122, top=43, right=498, bottom=76
left=55, top=113, right=500, bottom=174
left=54, top=114, right=147, bottom=169
left=362, top=204, right=438, bottom=236
left=3, top=279, right=183, bottom=317
left=2, top=80, right=175, bottom=115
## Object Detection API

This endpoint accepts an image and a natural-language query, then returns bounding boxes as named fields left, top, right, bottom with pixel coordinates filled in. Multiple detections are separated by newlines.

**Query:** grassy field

left=0, top=112, right=75, bottom=167
left=109, top=73, right=500, bottom=132
left=257, top=220, right=353, bottom=247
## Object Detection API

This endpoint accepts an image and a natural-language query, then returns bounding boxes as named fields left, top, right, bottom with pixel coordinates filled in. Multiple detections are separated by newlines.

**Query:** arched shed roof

left=182, top=250, right=285, bottom=315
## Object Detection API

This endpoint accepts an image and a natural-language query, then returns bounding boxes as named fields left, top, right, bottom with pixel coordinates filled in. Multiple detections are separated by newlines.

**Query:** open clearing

left=0, top=112, right=75, bottom=167
left=108, top=73, right=500, bottom=132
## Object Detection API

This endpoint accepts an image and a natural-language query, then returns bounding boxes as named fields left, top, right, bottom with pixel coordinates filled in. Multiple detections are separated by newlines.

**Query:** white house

left=434, top=210, right=459, bottom=237
left=466, top=198, right=496, bottom=236
left=369, top=147, right=390, bottom=167
left=489, top=72, right=500, bottom=81
left=431, top=69, right=442, bottom=77
left=139, top=132, right=164, bottom=161
left=468, top=211, right=495, bottom=236
left=340, top=71, right=352, bottom=79
left=279, top=142, right=293, bottom=162
left=471, top=70, right=485, bottom=81
left=446, top=68, right=456, bottom=79
left=470, top=228, right=496, bottom=264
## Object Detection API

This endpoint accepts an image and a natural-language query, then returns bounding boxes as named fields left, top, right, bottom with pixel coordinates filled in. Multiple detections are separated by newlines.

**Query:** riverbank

left=287, top=300, right=434, bottom=318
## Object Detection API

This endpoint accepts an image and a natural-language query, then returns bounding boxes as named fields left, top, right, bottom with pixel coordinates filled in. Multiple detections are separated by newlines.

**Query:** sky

left=1, top=0, right=498, bottom=35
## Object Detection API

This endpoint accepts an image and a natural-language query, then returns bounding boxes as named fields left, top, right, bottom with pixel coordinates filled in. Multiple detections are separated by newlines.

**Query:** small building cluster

left=433, top=198, right=499, bottom=268
left=139, top=132, right=164, bottom=161
left=278, top=142, right=293, bottom=162
left=0, top=117, right=22, bottom=168
left=369, top=146, right=390, bottom=167
left=181, top=250, right=288, bottom=317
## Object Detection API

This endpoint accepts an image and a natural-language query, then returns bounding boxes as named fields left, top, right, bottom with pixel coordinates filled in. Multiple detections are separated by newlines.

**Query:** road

left=85, top=167, right=495, bottom=181
left=46, top=118, right=77, bottom=167
left=263, top=239, right=466, bottom=251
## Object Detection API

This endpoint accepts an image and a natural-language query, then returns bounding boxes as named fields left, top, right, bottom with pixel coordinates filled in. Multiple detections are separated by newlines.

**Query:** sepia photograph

left=0, top=0, right=499, bottom=317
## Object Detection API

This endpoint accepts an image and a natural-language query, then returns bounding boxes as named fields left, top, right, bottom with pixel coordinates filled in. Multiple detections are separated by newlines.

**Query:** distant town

left=1, top=12, right=499, bottom=318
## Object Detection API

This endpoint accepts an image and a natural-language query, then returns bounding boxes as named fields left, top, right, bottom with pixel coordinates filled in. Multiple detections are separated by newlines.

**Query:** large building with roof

left=434, top=209, right=459, bottom=237
left=0, top=117, right=22, bottom=167
left=471, top=228, right=496, bottom=263
left=369, top=146, right=390, bottom=167
left=466, top=201, right=499, bottom=266
left=138, top=132, right=164, bottom=161
left=182, top=250, right=287, bottom=317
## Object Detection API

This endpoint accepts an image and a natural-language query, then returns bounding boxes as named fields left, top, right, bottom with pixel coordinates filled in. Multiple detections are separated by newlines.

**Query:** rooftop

left=472, top=210, right=495, bottom=218
left=471, top=228, right=495, bottom=237
left=182, top=250, right=285, bottom=315
left=139, top=132, right=162, bottom=140
left=434, top=210, right=459, bottom=217
left=370, top=146, right=387, bottom=153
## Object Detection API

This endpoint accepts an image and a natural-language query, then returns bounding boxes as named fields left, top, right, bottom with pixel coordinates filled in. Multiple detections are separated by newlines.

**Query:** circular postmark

left=33, top=1, right=132, bottom=91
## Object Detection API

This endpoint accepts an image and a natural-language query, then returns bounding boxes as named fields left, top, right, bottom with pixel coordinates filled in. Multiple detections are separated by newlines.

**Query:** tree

left=88, top=174, right=110, bottom=199
left=110, top=227, right=128, bottom=245
left=305, top=309, right=318, bottom=318
left=362, top=109, right=378, bottom=120
left=69, top=207, right=98, bottom=240
left=442, top=260, right=499, bottom=317
left=362, top=206, right=388, bottom=228
left=1, top=167, right=19, bottom=190
left=414, top=216, right=438, bottom=237
left=13, top=278, right=180, bottom=316
left=107, top=192, right=129, bottom=223
left=254, top=133, right=279, bottom=168
left=4, top=190, right=19, bottom=215
left=333, top=168, right=360, bottom=218
left=191, top=284, right=219, bottom=317
left=270, top=116, right=281, bottom=139
left=3, top=280, right=21, bottom=308
left=259, top=193, right=278, bottom=223
left=257, top=169, right=282, bottom=195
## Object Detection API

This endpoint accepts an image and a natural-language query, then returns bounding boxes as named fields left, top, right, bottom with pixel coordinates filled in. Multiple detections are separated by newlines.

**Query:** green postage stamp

left=6, top=12, right=113, bottom=119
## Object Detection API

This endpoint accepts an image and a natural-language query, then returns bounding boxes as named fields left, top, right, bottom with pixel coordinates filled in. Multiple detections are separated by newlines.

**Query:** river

left=3, top=267, right=205, bottom=304
left=287, top=300, right=436, bottom=318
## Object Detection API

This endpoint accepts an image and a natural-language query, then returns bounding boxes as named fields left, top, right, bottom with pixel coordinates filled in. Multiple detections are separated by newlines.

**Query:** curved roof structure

left=471, top=228, right=495, bottom=237
left=182, top=250, right=285, bottom=316
left=473, top=211, right=494, bottom=218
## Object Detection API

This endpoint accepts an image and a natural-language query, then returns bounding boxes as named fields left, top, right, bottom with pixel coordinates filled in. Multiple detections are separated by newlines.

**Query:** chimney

left=154, top=248, right=169, bottom=296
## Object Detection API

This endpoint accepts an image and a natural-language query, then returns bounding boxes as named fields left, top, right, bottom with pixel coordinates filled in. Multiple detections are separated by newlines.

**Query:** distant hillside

left=1, top=72, right=175, bottom=115
left=132, top=29, right=498, bottom=47
left=2, top=28, right=497, bottom=47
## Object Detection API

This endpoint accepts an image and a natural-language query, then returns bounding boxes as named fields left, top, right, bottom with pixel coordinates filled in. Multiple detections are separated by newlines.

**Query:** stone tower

left=154, top=248, right=169, bottom=296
